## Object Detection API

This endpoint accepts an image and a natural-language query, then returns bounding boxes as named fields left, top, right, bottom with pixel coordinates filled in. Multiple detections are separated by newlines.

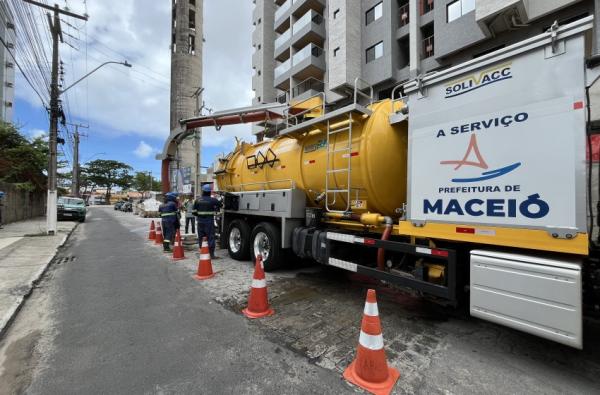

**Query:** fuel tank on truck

left=214, top=100, right=408, bottom=218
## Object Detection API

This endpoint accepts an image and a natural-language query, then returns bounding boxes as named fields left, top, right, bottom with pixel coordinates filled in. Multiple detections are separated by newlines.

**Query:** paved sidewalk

left=0, top=217, right=77, bottom=338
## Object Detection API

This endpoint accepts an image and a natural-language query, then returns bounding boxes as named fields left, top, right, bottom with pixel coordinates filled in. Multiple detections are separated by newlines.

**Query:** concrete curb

left=0, top=223, right=78, bottom=340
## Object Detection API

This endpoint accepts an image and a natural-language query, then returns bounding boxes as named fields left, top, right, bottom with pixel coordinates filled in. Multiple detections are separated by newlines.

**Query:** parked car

left=114, top=201, right=126, bottom=210
left=57, top=197, right=86, bottom=222
left=121, top=202, right=133, bottom=212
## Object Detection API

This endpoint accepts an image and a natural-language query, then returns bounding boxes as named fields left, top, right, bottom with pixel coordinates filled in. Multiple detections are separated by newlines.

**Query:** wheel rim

left=253, top=231, right=270, bottom=261
left=229, top=227, right=242, bottom=253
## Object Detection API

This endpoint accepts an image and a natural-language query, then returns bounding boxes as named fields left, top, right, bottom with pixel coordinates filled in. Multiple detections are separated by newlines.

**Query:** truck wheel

left=251, top=222, right=282, bottom=272
left=227, top=219, right=251, bottom=260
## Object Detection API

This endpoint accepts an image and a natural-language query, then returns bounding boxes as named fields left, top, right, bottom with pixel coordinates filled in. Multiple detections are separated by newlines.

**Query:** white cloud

left=28, top=128, right=47, bottom=140
left=133, top=141, right=155, bottom=158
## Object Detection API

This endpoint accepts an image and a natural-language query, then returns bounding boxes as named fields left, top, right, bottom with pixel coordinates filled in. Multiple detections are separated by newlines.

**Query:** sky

left=13, top=0, right=255, bottom=179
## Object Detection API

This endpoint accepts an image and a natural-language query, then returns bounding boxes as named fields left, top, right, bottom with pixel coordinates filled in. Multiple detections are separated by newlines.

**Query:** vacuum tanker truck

left=175, top=17, right=600, bottom=348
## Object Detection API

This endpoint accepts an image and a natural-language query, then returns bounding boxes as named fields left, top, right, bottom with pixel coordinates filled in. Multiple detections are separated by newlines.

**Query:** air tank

left=215, top=100, right=408, bottom=218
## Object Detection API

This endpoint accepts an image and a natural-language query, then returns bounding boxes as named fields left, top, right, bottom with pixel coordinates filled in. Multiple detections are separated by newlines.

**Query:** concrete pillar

left=409, top=0, right=420, bottom=77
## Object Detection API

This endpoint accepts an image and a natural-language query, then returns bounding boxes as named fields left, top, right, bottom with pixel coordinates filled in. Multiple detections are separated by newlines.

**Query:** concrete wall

left=253, top=0, right=277, bottom=104
left=362, top=0, right=395, bottom=86
left=327, top=0, right=362, bottom=90
left=0, top=182, right=46, bottom=224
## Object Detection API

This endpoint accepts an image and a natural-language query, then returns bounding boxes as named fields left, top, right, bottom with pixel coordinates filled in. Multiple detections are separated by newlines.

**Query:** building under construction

left=157, top=0, right=203, bottom=194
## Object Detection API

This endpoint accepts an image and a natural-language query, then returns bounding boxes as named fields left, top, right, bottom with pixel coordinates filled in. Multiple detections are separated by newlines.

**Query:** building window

left=258, top=44, right=261, bottom=50
left=258, top=70, right=261, bottom=76
left=447, top=0, right=475, bottom=23
left=333, top=8, right=340, bottom=19
left=366, top=41, right=383, bottom=63
left=189, top=0, right=195, bottom=5
left=258, top=18, right=261, bottom=24
left=188, top=34, right=195, bottom=55
left=366, top=2, right=383, bottom=25
left=189, top=9, right=196, bottom=29
left=333, top=47, right=340, bottom=57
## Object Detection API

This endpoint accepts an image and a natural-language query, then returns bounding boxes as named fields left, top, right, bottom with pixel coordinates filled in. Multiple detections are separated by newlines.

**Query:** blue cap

left=201, top=184, right=212, bottom=193
left=165, top=192, right=178, bottom=201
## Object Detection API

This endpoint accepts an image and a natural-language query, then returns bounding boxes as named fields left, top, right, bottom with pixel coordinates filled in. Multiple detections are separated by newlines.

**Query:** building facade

left=252, top=0, right=600, bottom=139
left=169, top=0, right=203, bottom=193
left=0, top=2, right=15, bottom=122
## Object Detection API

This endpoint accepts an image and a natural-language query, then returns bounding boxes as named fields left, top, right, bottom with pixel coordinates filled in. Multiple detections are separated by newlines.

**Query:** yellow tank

left=215, top=100, right=408, bottom=218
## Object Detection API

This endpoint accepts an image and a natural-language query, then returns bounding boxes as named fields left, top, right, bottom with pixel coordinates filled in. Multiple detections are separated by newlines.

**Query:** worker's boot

left=163, top=241, right=171, bottom=252
left=210, top=249, right=219, bottom=260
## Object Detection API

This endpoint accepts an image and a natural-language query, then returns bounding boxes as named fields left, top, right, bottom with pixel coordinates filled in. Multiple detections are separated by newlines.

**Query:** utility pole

left=67, top=122, right=89, bottom=198
left=23, top=0, right=88, bottom=234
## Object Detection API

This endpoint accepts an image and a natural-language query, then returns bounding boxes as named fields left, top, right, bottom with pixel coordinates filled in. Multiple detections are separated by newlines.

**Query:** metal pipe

left=377, top=216, right=394, bottom=270
left=184, top=111, right=283, bottom=130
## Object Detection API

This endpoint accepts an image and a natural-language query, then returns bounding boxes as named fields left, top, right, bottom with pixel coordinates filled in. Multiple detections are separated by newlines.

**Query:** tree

left=84, top=159, right=133, bottom=202
left=0, top=122, right=48, bottom=191
left=132, top=172, right=161, bottom=193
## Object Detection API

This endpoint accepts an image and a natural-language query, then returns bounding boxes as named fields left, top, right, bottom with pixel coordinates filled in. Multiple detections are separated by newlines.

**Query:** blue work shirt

left=159, top=201, right=179, bottom=223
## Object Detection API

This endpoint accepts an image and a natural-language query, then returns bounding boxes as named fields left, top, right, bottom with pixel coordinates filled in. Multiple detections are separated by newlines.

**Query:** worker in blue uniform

left=193, top=184, right=222, bottom=259
left=159, top=192, right=179, bottom=252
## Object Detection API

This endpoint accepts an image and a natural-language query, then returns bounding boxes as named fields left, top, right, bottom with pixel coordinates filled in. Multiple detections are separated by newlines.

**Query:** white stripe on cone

left=201, top=241, right=208, bottom=248
left=200, top=253, right=211, bottom=260
left=359, top=331, right=384, bottom=351
left=363, top=302, right=379, bottom=317
left=252, top=278, right=266, bottom=288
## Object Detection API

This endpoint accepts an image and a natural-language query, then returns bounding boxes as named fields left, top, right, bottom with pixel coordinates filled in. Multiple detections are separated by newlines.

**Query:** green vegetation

left=0, top=122, right=48, bottom=191
left=83, top=159, right=133, bottom=202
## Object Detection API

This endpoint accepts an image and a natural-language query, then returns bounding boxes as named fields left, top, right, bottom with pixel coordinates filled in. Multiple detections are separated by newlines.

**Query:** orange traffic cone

left=148, top=220, right=156, bottom=240
left=242, top=255, right=274, bottom=319
left=154, top=222, right=164, bottom=245
left=172, top=229, right=185, bottom=261
left=343, top=289, right=400, bottom=395
left=194, top=237, right=214, bottom=280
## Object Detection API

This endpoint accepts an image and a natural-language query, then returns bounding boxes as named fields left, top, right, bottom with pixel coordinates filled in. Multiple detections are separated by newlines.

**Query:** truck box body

left=405, top=18, right=589, bottom=251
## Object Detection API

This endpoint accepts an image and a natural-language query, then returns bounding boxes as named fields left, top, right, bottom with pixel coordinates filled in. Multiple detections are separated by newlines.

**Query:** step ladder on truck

left=182, top=16, right=600, bottom=349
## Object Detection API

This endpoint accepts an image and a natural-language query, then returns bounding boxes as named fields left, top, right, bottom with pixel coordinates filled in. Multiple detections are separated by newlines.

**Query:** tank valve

left=314, top=192, right=326, bottom=204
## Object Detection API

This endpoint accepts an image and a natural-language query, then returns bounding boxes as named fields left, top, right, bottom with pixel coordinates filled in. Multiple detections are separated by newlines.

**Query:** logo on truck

left=445, top=62, right=512, bottom=98
left=440, top=134, right=521, bottom=182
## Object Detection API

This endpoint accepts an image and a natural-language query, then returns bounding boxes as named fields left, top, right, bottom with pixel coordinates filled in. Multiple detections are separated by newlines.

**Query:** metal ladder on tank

left=325, top=78, right=373, bottom=213
left=325, top=114, right=354, bottom=212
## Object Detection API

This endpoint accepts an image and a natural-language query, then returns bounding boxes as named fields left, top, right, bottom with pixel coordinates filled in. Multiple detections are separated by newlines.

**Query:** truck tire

left=250, top=222, right=282, bottom=272
left=227, top=219, right=251, bottom=260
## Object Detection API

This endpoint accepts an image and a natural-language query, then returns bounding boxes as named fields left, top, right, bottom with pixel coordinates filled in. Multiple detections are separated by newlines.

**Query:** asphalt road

left=0, top=207, right=351, bottom=394
left=2, top=207, right=600, bottom=395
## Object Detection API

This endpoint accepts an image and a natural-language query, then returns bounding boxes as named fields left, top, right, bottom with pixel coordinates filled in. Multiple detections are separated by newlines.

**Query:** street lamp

left=60, top=61, right=132, bottom=95
left=46, top=60, right=132, bottom=234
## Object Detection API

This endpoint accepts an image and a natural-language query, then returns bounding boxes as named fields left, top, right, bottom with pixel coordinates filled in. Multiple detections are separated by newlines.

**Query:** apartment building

left=0, top=2, right=15, bottom=122
left=251, top=0, right=600, bottom=138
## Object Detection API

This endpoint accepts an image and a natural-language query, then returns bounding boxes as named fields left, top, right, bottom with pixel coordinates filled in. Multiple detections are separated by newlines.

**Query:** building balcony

left=291, top=0, right=325, bottom=18
left=420, top=0, right=434, bottom=15
left=274, top=0, right=292, bottom=33
left=274, top=58, right=292, bottom=90
left=291, top=10, right=325, bottom=49
left=398, top=3, right=409, bottom=27
left=291, top=43, right=325, bottom=82
left=291, top=77, right=324, bottom=102
left=274, top=29, right=292, bottom=61
left=422, top=35, right=434, bottom=59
